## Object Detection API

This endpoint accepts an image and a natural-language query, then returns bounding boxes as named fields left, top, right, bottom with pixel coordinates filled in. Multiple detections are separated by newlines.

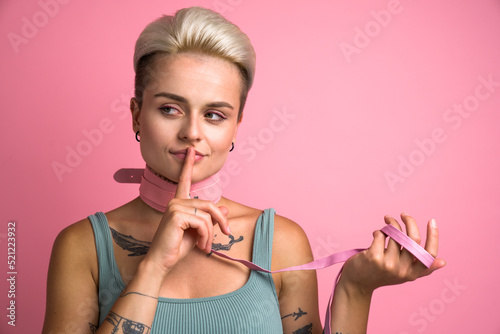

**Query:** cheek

left=142, top=115, right=175, bottom=142
left=209, top=128, right=236, bottom=152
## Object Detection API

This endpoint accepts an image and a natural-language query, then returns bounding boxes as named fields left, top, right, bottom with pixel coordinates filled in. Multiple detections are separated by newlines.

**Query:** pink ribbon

left=211, top=224, right=435, bottom=333
left=114, top=168, right=435, bottom=332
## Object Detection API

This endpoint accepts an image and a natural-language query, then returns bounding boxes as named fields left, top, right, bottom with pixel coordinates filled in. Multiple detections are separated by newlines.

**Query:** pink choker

left=139, top=165, right=222, bottom=212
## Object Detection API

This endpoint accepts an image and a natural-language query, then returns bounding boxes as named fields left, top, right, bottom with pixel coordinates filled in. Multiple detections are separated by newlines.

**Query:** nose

left=178, top=114, right=202, bottom=142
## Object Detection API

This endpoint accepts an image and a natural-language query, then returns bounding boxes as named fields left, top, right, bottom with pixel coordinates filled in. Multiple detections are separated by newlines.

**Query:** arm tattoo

left=88, top=322, right=97, bottom=333
left=120, top=291, right=158, bottom=301
left=281, top=307, right=307, bottom=321
left=293, top=323, right=313, bottom=334
left=110, top=227, right=151, bottom=256
left=104, top=311, right=151, bottom=334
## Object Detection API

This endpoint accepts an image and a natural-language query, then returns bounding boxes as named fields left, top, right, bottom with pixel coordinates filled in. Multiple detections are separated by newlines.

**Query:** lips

left=171, top=148, right=205, bottom=161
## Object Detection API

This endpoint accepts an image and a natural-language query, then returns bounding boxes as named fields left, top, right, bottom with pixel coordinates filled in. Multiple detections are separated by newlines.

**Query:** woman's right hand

left=144, top=147, right=231, bottom=276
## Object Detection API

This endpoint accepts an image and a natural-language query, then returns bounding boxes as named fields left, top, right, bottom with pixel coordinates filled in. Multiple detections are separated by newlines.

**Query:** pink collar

left=139, top=165, right=222, bottom=212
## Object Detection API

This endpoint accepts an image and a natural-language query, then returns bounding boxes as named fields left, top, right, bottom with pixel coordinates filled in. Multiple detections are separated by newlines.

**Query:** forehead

left=144, top=53, right=242, bottom=106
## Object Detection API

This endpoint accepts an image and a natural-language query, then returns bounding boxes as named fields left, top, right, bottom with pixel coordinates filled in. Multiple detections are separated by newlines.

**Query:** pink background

left=1, top=0, right=500, bottom=333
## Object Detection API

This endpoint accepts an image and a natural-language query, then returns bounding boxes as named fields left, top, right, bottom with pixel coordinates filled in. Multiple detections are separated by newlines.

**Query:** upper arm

left=42, top=219, right=100, bottom=334
left=272, top=215, right=323, bottom=334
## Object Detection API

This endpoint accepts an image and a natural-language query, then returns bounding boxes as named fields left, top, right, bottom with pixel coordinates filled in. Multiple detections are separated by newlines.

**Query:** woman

left=42, top=7, right=445, bottom=334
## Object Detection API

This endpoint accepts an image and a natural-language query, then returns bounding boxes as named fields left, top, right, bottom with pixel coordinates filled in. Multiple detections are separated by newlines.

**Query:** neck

left=139, top=165, right=222, bottom=212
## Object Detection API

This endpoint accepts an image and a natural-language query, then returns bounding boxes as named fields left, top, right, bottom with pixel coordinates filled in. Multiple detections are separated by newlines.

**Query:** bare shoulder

left=272, top=214, right=314, bottom=268
left=50, top=217, right=98, bottom=283
left=43, top=217, right=100, bottom=333
left=53, top=217, right=96, bottom=252
left=273, top=214, right=310, bottom=245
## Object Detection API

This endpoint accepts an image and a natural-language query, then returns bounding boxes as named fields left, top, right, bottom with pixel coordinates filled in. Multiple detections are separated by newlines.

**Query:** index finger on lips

left=175, top=147, right=195, bottom=199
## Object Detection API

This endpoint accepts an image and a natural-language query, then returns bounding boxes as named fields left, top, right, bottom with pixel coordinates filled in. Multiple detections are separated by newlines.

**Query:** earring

left=135, top=131, right=140, bottom=142
left=230, top=142, right=234, bottom=152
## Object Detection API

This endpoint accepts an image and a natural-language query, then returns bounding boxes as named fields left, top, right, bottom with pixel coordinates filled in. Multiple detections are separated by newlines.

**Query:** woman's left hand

left=339, top=213, right=446, bottom=296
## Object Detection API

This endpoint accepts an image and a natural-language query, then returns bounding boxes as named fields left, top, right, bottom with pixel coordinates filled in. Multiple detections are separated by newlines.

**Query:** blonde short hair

left=133, top=7, right=256, bottom=119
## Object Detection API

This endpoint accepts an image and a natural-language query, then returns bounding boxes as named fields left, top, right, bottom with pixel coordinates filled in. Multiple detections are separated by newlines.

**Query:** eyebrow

left=154, top=92, right=234, bottom=110
left=154, top=92, right=188, bottom=104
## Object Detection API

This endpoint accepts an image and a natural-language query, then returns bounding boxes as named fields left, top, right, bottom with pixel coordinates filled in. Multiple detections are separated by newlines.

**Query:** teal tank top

left=88, top=209, right=283, bottom=333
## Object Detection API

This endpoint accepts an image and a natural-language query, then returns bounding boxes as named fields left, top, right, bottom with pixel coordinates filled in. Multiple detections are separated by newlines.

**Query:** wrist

left=336, top=275, right=374, bottom=302
left=131, top=256, right=170, bottom=294
left=329, top=274, right=373, bottom=332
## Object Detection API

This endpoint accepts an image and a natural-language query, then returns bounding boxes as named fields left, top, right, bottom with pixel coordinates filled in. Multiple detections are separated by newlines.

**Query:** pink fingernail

left=430, top=219, right=437, bottom=228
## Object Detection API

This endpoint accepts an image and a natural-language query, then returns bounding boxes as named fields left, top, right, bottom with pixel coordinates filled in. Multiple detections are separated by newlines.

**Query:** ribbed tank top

left=88, top=209, right=283, bottom=333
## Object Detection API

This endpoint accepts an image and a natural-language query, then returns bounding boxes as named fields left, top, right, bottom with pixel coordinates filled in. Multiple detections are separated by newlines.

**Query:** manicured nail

left=402, top=212, right=410, bottom=216
left=227, top=226, right=232, bottom=234
left=430, top=219, right=437, bottom=228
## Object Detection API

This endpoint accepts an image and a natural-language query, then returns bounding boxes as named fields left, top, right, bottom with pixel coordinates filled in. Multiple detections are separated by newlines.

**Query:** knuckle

left=167, top=199, right=181, bottom=208
left=170, top=210, right=182, bottom=220
left=383, top=260, right=396, bottom=272
left=396, top=268, right=409, bottom=280
left=368, top=251, right=383, bottom=265
left=206, top=202, right=218, bottom=213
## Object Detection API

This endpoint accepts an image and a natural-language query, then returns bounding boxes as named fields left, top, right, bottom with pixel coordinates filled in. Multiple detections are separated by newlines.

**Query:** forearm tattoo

left=119, top=291, right=158, bottom=301
left=281, top=307, right=308, bottom=321
left=110, top=227, right=151, bottom=256
left=104, top=311, right=151, bottom=334
left=89, top=322, right=97, bottom=333
left=293, top=323, right=313, bottom=334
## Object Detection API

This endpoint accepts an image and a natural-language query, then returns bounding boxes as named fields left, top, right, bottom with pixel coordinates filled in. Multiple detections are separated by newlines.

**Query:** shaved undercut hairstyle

left=133, top=7, right=256, bottom=120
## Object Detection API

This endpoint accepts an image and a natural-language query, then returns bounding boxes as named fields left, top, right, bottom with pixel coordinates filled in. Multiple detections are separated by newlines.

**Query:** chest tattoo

left=109, top=227, right=151, bottom=256
left=212, top=234, right=243, bottom=251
